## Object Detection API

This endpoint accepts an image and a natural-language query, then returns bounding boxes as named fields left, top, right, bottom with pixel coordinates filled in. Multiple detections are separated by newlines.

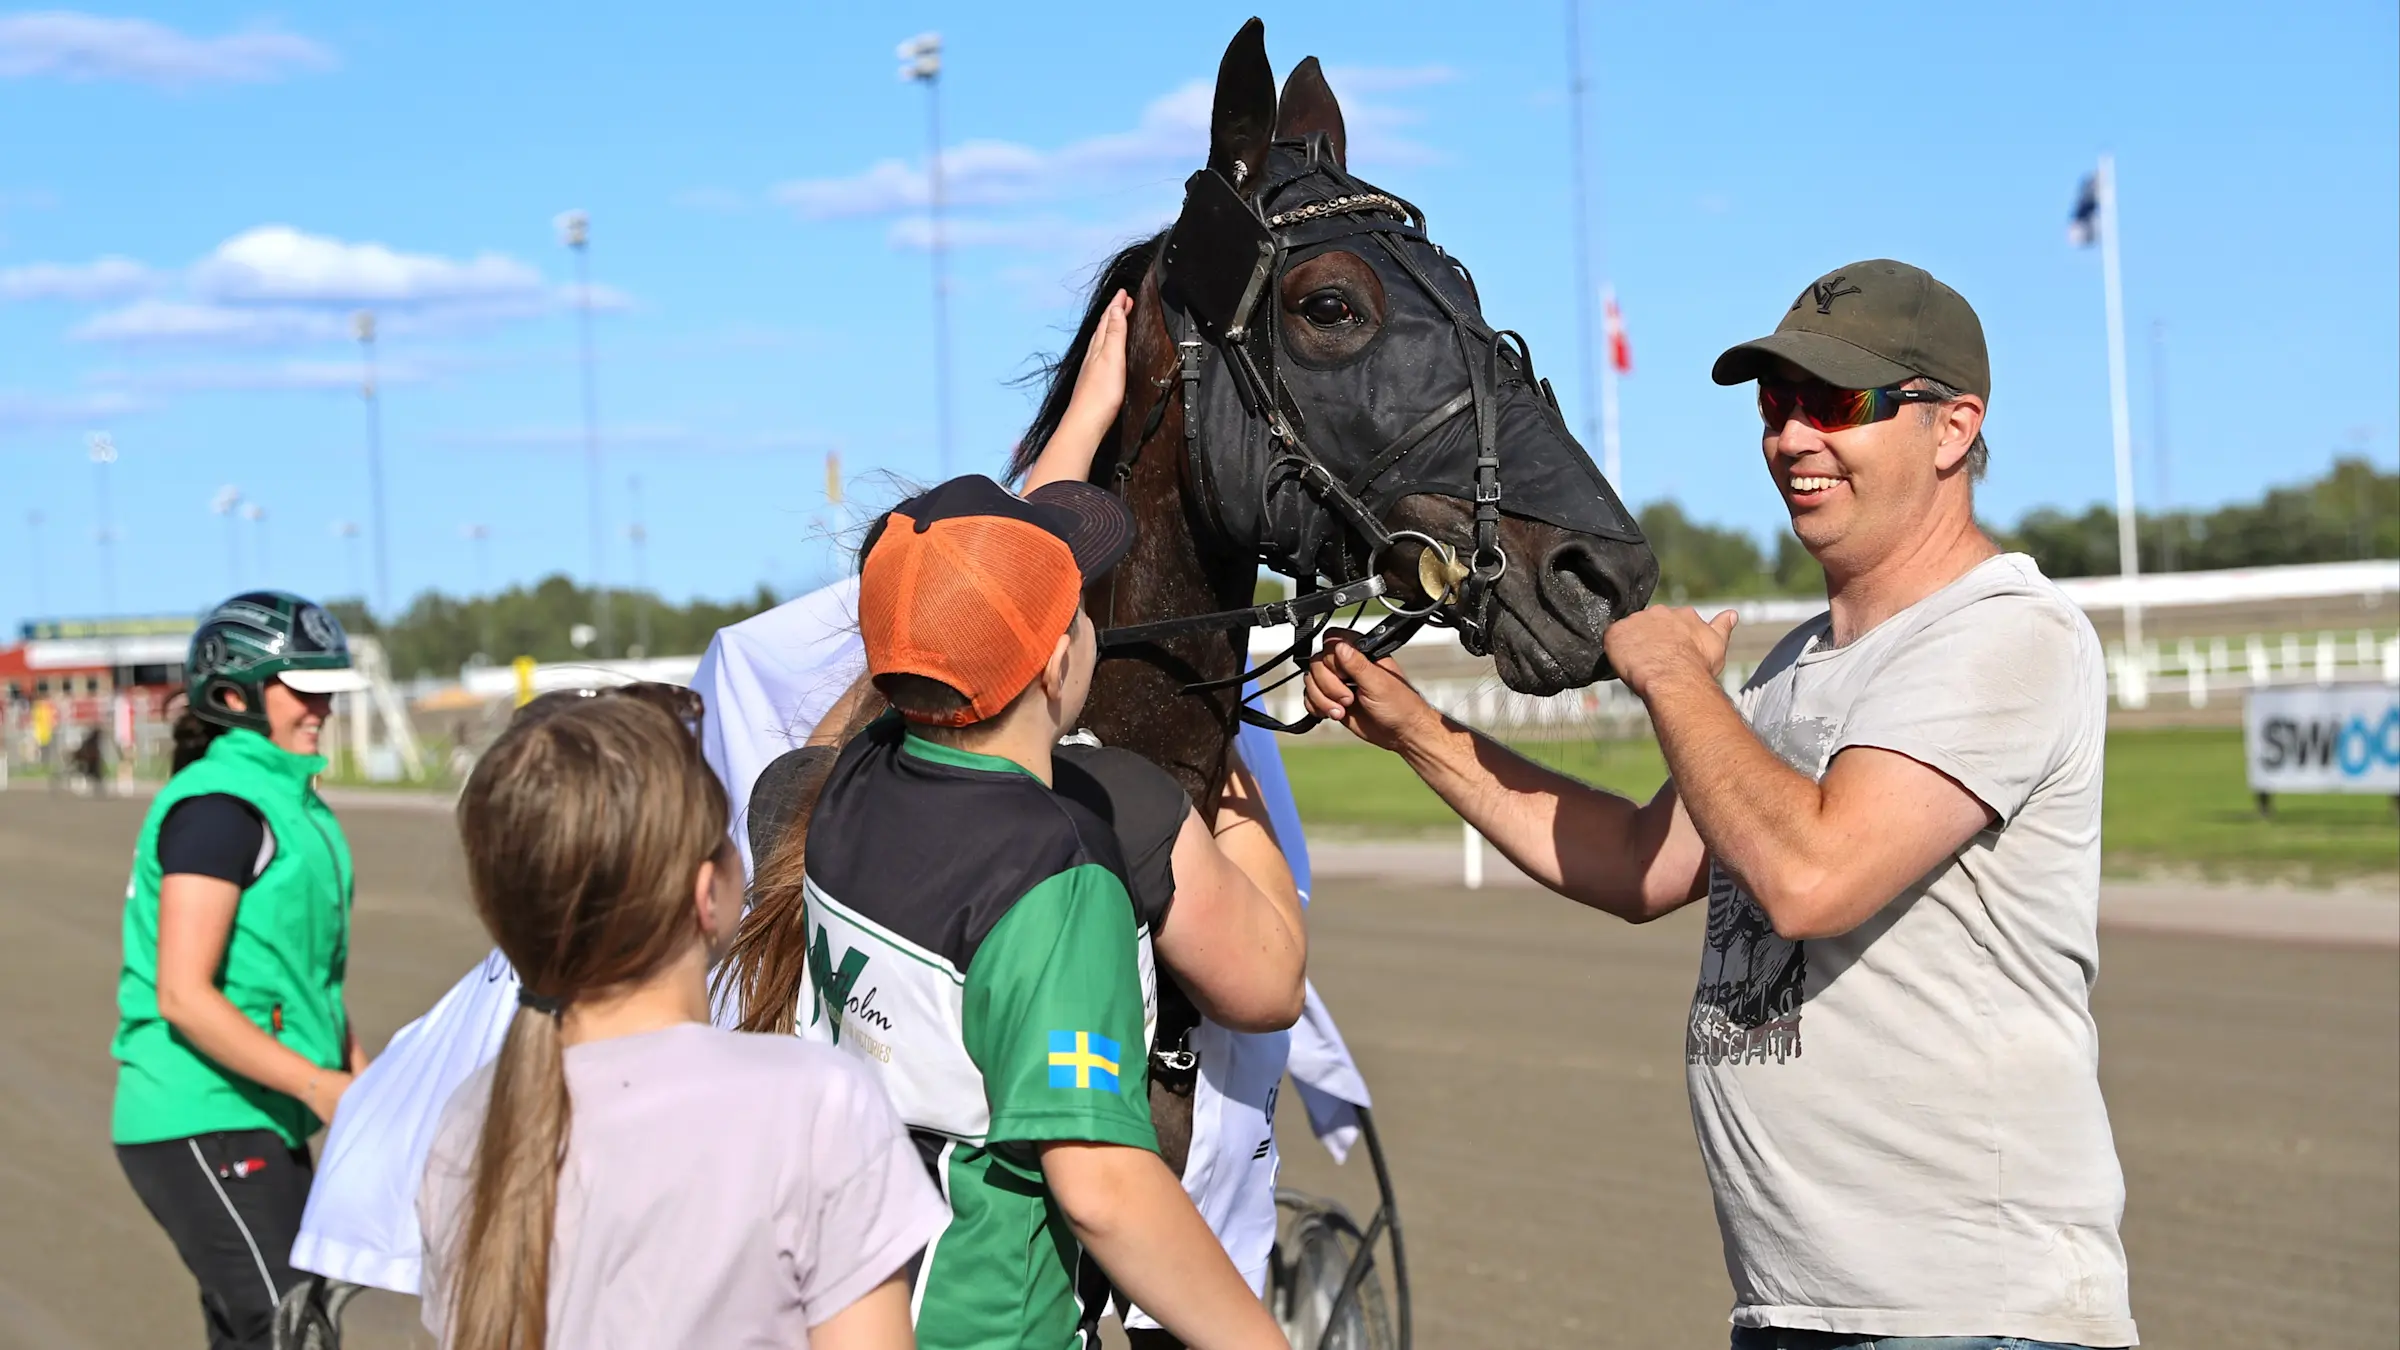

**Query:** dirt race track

left=3, top=788, right=2394, bottom=1349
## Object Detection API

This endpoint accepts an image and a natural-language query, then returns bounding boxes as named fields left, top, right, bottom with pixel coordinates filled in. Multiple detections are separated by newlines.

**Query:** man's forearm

left=1393, top=713, right=1675, bottom=919
left=1641, top=670, right=1824, bottom=923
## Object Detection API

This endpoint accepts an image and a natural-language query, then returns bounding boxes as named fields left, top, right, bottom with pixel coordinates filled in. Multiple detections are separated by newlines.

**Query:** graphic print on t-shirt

left=1686, top=712, right=1839, bottom=1066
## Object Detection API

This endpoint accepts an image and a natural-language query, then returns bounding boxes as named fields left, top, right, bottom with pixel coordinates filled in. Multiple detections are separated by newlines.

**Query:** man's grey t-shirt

left=1686, top=553, right=2137, bottom=1345
left=419, top=1022, right=947, bottom=1348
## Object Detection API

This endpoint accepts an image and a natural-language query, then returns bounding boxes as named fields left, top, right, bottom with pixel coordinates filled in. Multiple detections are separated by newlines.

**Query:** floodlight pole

left=354, top=312, right=392, bottom=617
left=333, top=520, right=364, bottom=601
left=1564, top=0, right=1615, bottom=486
left=626, top=474, right=652, bottom=657
left=463, top=522, right=493, bottom=659
left=212, top=485, right=243, bottom=591
left=560, top=209, right=613, bottom=659
left=245, top=504, right=269, bottom=583
left=2149, top=319, right=2172, bottom=573
left=901, top=33, right=953, bottom=478
left=87, top=432, right=117, bottom=614
left=25, top=510, right=46, bottom=615
left=2096, top=154, right=2141, bottom=658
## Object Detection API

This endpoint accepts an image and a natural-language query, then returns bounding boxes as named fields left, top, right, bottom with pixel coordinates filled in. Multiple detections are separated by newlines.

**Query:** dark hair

left=874, top=672, right=972, bottom=723
left=170, top=711, right=227, bottom=773
left=1006, top=232, right=1167, bottom=484
left=720, top=686, right=892, bottom=1034
left=443, top=695, right=729, bottom=1350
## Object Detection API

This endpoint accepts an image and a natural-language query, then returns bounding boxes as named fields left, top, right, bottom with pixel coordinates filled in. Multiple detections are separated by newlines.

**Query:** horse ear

left=1275, top=56, right=1345, bottom=168
left=1207, top=18, right=1276, bottom=194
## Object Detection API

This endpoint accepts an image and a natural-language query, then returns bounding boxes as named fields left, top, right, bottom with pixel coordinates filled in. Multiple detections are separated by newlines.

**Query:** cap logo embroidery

left=297, top=605, right=337, bottom=649
left=1792, top=276, right=1863, bottom=315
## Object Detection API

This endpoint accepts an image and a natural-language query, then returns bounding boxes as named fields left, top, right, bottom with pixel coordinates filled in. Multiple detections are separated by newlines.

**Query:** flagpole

left=2097, top=153, right=2143, bottom=665
left=1564, top=0, right=1602, bottom=460
left=1600, top=283, right=1623, bottom=490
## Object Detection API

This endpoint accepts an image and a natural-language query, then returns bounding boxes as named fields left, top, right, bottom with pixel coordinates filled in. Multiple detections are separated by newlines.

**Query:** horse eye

left=1299, top=292, right=1354, bottom=327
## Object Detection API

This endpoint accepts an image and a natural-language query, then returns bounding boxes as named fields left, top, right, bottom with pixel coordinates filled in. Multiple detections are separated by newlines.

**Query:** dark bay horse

left=1013, top=19, right=1658, bottom=808
left=730, top=28, right=1655, bottom=1341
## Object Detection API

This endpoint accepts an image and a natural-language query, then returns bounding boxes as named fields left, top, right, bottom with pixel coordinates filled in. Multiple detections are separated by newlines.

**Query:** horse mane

left=1006, top=231, right=1168, bottom=484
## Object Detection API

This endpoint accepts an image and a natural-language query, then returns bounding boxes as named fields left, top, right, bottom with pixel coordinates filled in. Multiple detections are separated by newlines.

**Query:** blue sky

left=2, top=1, right=2394, bottom=632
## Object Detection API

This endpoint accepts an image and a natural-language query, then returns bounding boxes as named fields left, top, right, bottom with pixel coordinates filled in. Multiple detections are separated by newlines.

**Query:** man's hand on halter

left=1302, top=631, right=1434, bottom=754
left=1023, top=290, right=1133, bottom=493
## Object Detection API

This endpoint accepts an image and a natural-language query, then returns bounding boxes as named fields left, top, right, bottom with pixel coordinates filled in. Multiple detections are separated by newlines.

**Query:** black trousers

left=117, top=1130, right=314, bottom=1350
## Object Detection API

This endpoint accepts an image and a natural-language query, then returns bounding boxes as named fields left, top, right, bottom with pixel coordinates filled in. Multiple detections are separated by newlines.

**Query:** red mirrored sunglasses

left=1758, top=378, right=1948, bottom=432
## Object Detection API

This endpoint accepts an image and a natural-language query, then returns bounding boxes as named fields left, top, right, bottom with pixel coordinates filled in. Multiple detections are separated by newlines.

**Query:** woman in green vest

left=112, top=591, right=372, bottom=1350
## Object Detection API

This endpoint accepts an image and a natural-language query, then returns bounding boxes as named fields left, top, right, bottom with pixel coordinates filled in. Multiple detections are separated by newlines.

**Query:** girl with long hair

left=416, top=686, right=941, bottom=1350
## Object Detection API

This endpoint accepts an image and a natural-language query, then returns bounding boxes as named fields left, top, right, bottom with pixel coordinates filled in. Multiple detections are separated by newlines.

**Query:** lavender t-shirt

left=419, top=1022, right=946, bottom=1348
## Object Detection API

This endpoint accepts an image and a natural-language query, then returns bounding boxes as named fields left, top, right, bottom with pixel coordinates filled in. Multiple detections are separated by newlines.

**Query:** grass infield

left=1283, top=727, right=2399, bottom=885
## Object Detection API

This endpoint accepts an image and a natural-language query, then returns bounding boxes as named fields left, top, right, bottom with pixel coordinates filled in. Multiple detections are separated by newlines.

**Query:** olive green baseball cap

left=1711, top=259, right=1989, bottom=397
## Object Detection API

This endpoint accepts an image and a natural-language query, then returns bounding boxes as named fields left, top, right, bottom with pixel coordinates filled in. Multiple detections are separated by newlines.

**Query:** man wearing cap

left=1307, top=261, right=2136, bottom=1347
left=799, top=474, right=1288, bottom=1350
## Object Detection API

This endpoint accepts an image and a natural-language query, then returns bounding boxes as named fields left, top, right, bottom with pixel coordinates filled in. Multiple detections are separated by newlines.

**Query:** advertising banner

left=2244, top=682, right=2400, bottom=795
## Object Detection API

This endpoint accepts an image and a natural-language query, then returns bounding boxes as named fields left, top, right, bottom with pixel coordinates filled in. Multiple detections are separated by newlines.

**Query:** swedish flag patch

left=1046, top=1030, right=1121, bottom=1091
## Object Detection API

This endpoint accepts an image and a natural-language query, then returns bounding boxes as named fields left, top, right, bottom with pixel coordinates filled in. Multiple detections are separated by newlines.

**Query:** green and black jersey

left=799, top=714, right=1158, bottom=1350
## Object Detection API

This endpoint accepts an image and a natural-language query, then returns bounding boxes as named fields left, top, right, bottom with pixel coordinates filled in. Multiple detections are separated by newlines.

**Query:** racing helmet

left=186, top=591, right=371, bottom=734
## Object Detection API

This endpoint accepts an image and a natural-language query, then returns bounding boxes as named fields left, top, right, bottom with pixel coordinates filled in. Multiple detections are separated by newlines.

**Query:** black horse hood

left=1172, top=138, right=1644, bottom=582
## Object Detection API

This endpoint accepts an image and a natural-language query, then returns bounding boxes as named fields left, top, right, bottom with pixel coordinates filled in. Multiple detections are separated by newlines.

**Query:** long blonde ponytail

left=444, top=690, right=727, bottom=1349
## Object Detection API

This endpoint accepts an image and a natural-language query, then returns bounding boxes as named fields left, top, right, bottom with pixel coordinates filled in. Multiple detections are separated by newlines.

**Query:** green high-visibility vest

left=111, top=728, right=355, bottom=1147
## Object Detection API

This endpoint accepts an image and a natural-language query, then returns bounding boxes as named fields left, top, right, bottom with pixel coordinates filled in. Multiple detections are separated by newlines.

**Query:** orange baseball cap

left=859, top=475, right=1134, bottom=726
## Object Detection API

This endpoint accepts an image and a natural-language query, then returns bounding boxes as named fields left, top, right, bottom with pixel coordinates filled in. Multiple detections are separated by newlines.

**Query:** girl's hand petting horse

left=1024, top=289, right=1132, bottom=491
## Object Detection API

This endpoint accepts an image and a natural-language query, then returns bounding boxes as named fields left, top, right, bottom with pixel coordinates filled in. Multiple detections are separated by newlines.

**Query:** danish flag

left=1603, top=289, right=1632, bottom=375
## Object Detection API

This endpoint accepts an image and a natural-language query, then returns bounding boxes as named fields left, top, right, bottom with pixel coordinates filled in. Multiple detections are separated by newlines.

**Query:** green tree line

left=1643, top=457, right=2396, bottom=602
left=328, top=576, right=779, bottom=681
left=336, top=460, right=2393, bottom=676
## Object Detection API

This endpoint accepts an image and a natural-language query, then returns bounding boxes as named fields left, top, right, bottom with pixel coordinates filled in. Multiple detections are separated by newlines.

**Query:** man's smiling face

left=1759, top=358, right=1965, bottom=576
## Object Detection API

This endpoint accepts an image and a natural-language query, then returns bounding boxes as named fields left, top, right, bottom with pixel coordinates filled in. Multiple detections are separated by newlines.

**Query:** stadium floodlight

left=896, top=30, right=953, bottom=477
left=461, top=522, right=495, bottom=659
left=556, top=206, right=612, bottom=659
left=897, top=31, right=941, bottom=80
left=353, top=310, right=391, bottom=616
left=86, top=432, right=118, bottom=612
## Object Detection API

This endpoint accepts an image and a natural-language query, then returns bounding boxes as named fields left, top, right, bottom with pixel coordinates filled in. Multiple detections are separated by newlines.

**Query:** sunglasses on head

left=1758, top=378, right=1948, bottom=432
left=521, top=681, right=705, bottom=736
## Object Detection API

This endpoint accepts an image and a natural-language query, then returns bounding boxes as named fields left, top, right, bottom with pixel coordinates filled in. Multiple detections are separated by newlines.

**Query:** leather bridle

left=1097, top=137, right=1543, bottom=733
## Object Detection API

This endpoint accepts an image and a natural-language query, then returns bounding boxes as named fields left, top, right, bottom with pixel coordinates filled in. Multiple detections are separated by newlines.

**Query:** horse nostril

left=1539, top=538, right=1620, bottom=637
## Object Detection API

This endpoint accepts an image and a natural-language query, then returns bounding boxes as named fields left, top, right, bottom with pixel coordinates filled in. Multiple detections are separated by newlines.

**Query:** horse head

left=1017, top=19, right=1657, bottom=802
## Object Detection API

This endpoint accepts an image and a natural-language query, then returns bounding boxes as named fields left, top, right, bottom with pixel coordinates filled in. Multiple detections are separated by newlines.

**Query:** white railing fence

left=2107, top=628, right=2400, bottom=710
left=1263, top=627, right=2400, bottom=736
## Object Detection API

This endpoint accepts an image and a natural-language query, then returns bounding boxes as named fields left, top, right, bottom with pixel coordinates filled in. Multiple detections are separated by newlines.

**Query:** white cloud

left=191, top=226, right=546, bottom=305
left=554, top=281, right=634, bottom=312
left=0, top=254, right=153, bottom=301
left=885, top=214, right=1137, bottom=254
left=90, top=357, right=433, bottom=394
left=0, top=386, right=145, bottom=430
left=69, top=299, right=342, bottom=345
left=51, top=226, right=610, bottom=351
left=672, top=186, right=748, bottom=214
left=771, top=66, right=1453, bottom=231
left=1320, top=63, right=1456, bottom=95
left=0, top=11, right=334, bottom=85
